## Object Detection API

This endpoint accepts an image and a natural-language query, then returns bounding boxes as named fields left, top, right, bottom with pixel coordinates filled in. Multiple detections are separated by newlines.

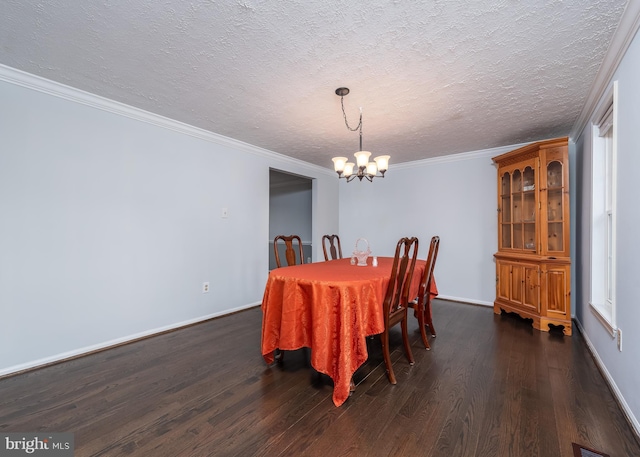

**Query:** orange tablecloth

left=261, top=256, right=438, bottom=406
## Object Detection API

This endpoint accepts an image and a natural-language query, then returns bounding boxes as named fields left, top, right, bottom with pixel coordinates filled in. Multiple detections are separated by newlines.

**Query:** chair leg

left=416, top=304, right=431, bottom=350
left=401, top=316, right=415, bottom=365
left=424, top=300, right=436, bottom=337
left=380, top=330, right=397, bottom=385
left=275, top=348, right=284, bottom=364
left=349, top=379, right=356, bottom=396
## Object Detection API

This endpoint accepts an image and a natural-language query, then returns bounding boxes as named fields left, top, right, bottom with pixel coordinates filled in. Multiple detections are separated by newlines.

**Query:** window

left=590, top=81, right=617, bottom=334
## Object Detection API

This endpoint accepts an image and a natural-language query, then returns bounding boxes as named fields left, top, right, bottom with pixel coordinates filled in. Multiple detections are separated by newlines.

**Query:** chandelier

left=331, top=87, right=390, bottom=182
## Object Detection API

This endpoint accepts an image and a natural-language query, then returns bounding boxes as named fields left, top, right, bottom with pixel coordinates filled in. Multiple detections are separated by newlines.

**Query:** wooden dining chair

left=322, top=234, right=343, bottom=261
left=380, top=236, right=419, bottom=385
left=409, top=236, right=440, bottom=349
left=273, top=235, right=304, bottom=268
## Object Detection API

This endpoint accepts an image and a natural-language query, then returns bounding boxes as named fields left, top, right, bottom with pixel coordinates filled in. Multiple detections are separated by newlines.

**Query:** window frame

left=589, top=81, right=618, bottom=335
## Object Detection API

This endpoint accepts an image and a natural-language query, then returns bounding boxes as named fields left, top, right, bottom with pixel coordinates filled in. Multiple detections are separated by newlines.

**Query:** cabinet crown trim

left=492, top=136, right=568, bottom=164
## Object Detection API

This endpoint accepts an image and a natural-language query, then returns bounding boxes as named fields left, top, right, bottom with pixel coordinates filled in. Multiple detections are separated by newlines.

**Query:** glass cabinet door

left=499, top=164, right=537, bottom=252
left=546, top=160, right=564, bottom=253
left=522, top=166, right=536, bottom=251
left=500, top=172, right=511, bottom=249
left=512, top=169, right=522, bottom=249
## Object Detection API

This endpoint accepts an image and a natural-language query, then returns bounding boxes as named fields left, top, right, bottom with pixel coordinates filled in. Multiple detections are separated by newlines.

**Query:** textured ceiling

left=0, top=0, right=628, bottom=168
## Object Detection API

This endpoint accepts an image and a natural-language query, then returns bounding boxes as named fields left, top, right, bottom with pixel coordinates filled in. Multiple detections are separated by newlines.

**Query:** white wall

left=574, top=28, right=640, bottom=434
left=338, top=148, right=515, bottom=306
left=0, top=67, right=338, bottom=375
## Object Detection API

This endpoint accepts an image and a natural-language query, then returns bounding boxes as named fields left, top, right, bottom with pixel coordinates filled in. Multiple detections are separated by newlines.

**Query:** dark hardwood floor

left=1, top=300, right=639, bottom=457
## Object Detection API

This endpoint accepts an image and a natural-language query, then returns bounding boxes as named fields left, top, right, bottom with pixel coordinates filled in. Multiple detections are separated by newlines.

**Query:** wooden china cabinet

left=493, top=137, right=571, bottom=335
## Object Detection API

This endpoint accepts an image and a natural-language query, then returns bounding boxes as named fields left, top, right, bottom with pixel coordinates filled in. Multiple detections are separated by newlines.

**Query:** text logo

left=1, top=433, right=73, bottom=456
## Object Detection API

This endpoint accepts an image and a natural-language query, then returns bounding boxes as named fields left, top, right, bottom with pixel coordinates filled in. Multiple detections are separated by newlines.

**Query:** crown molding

left=571, top=1, right=640, bottom=140
left=0, top=61, right=590, bottom=176
left=0, top=64, right=333, bottom=177
left=392, top=141, right=532, bottom=170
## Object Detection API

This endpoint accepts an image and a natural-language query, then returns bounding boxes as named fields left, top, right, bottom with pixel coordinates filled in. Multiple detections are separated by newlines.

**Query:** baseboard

left=0, top=302, right=261, bottom=379
left=574, top=318, right=640, bottom=444
left=436, top=295, right=493, bottom=307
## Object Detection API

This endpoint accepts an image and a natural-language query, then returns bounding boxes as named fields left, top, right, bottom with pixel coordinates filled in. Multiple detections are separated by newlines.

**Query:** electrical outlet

left=617, top=328, right=622, bottom=351
left=202, top=282, right=210, bottom=293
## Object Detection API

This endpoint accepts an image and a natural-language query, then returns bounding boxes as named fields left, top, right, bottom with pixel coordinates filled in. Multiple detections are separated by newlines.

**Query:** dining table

left=260, top=256, right=438, bottom=406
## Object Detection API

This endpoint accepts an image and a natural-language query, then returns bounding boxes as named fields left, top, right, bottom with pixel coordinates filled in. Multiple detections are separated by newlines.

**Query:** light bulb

left=373, top=155, right=390, bottom=172
left=332, top=156, right=347, bottom=173
left=354, top=151, right=371, bottom=168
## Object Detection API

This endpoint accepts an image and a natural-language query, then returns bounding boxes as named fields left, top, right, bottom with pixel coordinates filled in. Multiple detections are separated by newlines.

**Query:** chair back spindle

left=274, top=235, right=304, bottom=268
left=322, top=234, right=343, bottom=261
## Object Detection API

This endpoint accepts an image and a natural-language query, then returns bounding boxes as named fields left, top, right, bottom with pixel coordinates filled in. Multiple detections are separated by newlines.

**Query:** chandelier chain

left=340, top=96, right=362, bottom=133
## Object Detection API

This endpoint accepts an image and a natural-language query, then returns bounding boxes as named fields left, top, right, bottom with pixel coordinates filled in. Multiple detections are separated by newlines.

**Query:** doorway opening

left=269, top=169, right=313, bottom=270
